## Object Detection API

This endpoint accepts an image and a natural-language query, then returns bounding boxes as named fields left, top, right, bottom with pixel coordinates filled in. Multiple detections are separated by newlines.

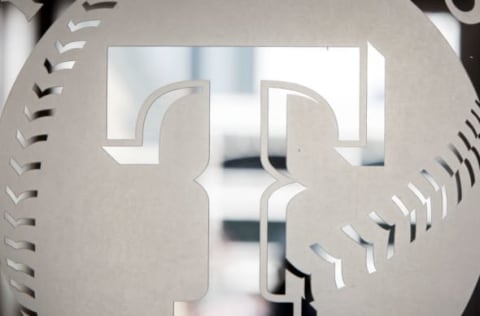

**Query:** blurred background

left=0, top=0, right=479, bottom=315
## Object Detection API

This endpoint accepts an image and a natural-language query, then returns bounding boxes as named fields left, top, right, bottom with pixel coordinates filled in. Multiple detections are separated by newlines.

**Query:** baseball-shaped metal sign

left=0, top=0, right=478, bottom=315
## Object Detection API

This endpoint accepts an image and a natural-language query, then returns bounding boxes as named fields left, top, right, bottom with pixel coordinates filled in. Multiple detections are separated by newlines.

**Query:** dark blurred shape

left=453, top=0, right=475, bottom=11
left=364, top=161, right=385, bottom=167
left=35, top=1, right=56, bottom=38
left=268, top=301, right=294, bottom=316
left=223, top=220, right=286, bottom=243
left=463, top=277, right=480, bottom=316
left=267, top=260, right=317, bottom=316
left=223, top=156, right=286, bottom=169
left=34, top=0, right=75, bottom=38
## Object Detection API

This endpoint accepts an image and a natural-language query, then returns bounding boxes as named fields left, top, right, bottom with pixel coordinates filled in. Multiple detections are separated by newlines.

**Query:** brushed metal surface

left=0, top=0, right=478, bottom=315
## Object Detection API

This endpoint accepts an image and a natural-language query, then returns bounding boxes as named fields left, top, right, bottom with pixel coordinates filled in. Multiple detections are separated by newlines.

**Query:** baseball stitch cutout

left=2, top=2, right=117, bottom=315
left=307, top=99, right=480, bottom=283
